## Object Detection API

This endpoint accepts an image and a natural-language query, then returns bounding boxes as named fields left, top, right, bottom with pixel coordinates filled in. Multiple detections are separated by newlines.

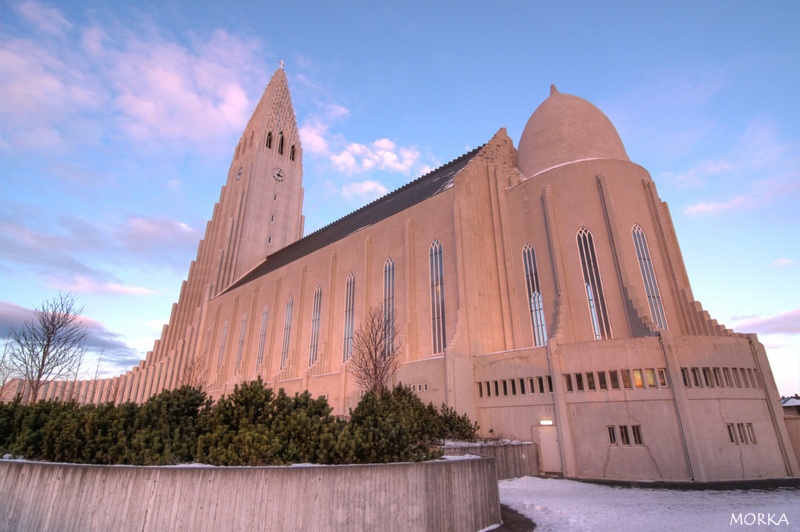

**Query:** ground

left=498, top=477, right=799, bottom=531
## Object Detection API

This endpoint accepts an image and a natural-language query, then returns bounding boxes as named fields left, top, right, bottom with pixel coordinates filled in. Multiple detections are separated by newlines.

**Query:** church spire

left=216, top=63, right=304, bottom=289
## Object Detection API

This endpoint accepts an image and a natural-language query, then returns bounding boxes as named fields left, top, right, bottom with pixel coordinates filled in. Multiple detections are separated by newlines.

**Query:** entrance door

left=537, top=425, right=562, bottom=474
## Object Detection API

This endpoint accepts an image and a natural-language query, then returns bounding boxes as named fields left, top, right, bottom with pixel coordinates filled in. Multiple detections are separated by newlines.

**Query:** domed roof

left=516, top=85, right=629, bottom=178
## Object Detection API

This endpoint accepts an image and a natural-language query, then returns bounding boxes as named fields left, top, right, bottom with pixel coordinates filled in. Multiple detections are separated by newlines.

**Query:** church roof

left=516, top=85, right=630, bottom=178
left=224, top=145, right=483, bottom=293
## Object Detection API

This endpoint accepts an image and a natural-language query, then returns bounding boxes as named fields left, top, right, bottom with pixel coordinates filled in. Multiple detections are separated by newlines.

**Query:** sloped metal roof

left=224, top=145, right=483, bottom=293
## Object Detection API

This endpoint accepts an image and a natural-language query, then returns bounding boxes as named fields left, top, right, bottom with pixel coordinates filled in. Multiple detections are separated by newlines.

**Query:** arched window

left=383, top=258, right=395, bottom=355
left=309, top=285, right=322, bottom=366
left=281, top=296, right=293, bottom=369
left=290, top=145, right=296, bottom=161
left=266, top=131, right=272, bottom=148
left=343, top=273, right=355, bottom=362
left=235, top=313, right=247, bottom=374
left=523, top=244, right=548, bottom=346
left=278, top=132, right=284, bottom=155
left=632, top=225, right=668, bottom=329
left=256, top=305, right=268, bottom=367
left=577, top=228, right=611, bottom=340
left=217, top=321, right=228, bottom=368
left=430, top=240, right=446, bottom=354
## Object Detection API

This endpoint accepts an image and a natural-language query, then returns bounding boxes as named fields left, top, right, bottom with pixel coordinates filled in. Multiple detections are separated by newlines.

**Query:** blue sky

left=1, top=1, right=798, bottom=394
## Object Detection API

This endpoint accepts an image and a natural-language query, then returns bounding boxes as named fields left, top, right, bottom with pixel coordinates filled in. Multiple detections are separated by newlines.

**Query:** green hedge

left=0, top=381, right=477, bottom=466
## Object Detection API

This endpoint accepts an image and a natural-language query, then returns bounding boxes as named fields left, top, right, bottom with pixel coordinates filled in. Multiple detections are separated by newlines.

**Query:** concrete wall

left=785, top=415, right=800, bottom=468
left=0, top=458, right=500, bottom=532
left=441, top=442, right=538, bottom=480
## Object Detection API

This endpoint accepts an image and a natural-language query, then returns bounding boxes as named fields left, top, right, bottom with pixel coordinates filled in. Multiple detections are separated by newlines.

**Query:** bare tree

left=7, top=293, right=88, bottom=403
left=179, top=350, right=209, bottom=389
left=0, top=338, right=15, bottom=400
left=350, top=304, right=401, bottom=394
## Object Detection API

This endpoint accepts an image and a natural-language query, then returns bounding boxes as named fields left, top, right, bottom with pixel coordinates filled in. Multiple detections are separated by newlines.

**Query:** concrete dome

left=516, top=85, right=630, bottom=178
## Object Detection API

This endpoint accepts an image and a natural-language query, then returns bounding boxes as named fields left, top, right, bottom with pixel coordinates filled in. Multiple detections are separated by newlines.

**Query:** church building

left=24, top=66, right=798, bottom=482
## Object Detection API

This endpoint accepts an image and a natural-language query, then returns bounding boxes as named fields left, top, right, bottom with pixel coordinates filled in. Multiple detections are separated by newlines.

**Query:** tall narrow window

left=281, top=296, right=293, bottom=369
left=235, top=313, right=247, bottom=374
left=522, top=244, right=548, bottom=346
left=217, top=321, right=228, bottom=368
left=632, top=225, right=668, bottom=329
left=383, top=258, right=395, bottom=355
left=430, top=240, right=446, bottom=354
left=577, top=227, right=612, bottom=339
left=266, top=131, right=272, bottom=148
left=343, top=273, right=355, bottom=362
left=278, top=132, right=284, bottom=154
left=290, top=145, right=296, bottom=161
left=309, top=285, right=322, bottom=366
left=257, top=306, right=268, bottom=368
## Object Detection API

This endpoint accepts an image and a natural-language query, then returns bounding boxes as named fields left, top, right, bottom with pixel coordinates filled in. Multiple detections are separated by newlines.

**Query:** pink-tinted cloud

left=17, top=1, right=73, bottom=37
left=731, top=308, right=800, bottom=336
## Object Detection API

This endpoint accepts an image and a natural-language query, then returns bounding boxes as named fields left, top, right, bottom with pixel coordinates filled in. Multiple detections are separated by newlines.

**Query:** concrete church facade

left=22, top=67, right=798, bottom=482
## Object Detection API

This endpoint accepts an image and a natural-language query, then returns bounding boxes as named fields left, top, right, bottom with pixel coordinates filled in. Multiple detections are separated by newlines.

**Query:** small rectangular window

left=632, top=425, right=643, bottom=445
left=645, top=368, right=657, bottom=388
left=681, top=367, right=691, bottom=387
left=485, top=381, right=491, bottom=397
left=702, top=367, right=713, bottom=387
left=658, top=368, right=668, bottom=388
left=732, top=368, right=742, bottom=387
left=740, top=368, right=751, bottom=388
left=597, top=371, right=607, bottom=390
left=691, top=367, right=703, bottom=387
left=494, top=381, right=500, bottom=396
left=424, top=384, right=428, bottom=391
left=609, top=370, right=620, bottom=390
left=538, top=376, right=545, bottom=393
left=747, top=368, right=757, bottom=388
left=511, top=379, right=517, bottom=395
left=586, top=372, right=596, bottom=391
left=621, top=370, right=633, bottom=389
left=575, top=373, right=584, bottom=391
left=477, top=382, right=483, bottom=398
left=608, top=426, right=617, bottom=445
left=529, top=378, right=536, bottom=394
left=737, top=423, right=748, bottom=444
left=412, top=384, right=417, bottom=392
left=273, top=194, right=277, bottom=201
left=712, top=367, right=723, bottom=387
left=746, top=423, right=757, bottom=444
left=519, top=378, right=526, bottom=395
left=564, top=374, right=573, bottom=392
left=502, top=380, right=508, bottom=396
left=722, top=367, right=732, bottom=387
left=727, top=423, right=737, bottom=444
left=547, top=376, right=553, bottom=393
left=620, top=425, right=630, bottom=445
left=633, top=369, right=644, bottom=389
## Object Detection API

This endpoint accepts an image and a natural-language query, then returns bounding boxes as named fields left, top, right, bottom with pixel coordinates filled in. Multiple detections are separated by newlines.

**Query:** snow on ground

left=500, top=477, right=799, bottom=531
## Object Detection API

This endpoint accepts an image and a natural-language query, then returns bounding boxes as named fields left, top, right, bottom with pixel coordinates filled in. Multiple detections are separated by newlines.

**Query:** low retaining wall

left=441, top=442, right=538, bottom=480
left=0, top=458, right=500, bottom=532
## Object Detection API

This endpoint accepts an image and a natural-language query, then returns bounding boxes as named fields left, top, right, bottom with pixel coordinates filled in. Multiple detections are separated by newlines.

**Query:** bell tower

left=211, top=64, right=305, bottom=292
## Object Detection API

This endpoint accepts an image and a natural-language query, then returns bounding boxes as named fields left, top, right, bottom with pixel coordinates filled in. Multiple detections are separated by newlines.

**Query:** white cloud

left=341, top=180, right=389, bottom=201
left=17, top=1, right=73, bottom=37
left=683, top=195, right=747, bottom=216
left=773, top=258, right=796, bottom=267
left=331, top=138, right=420, bottom=174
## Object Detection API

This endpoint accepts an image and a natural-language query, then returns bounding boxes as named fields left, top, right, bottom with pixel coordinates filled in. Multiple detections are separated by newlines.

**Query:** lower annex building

left=18, top=67, right=798, bottom=482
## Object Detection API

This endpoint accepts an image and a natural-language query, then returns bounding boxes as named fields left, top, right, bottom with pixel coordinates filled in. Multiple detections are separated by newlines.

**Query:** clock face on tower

left=272, top=167, right=285, bottom=182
